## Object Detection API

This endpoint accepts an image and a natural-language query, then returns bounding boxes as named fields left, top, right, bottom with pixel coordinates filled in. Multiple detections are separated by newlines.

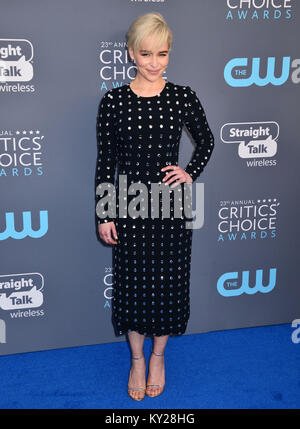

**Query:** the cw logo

left=217, top=268, right=276, bottom=297
left=0, top=211, right=48, bottom=240
left=224, top=56, right=299, bottom=87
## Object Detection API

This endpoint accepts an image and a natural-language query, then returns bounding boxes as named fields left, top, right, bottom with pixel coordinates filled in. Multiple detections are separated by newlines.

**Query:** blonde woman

left=95, top=12, right=215, bottom=401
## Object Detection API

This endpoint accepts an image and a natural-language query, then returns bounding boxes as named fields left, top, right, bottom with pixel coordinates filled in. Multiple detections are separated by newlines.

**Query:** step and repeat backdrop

left=0, top=0, right=299, bottom=355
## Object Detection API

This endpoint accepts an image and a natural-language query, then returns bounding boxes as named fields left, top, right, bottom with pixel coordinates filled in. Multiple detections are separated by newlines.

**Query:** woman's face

left=130, top=35, right=169, bottom=82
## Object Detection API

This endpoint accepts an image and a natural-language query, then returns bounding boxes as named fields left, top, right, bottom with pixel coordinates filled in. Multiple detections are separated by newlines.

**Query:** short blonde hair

left=126, top=12, right=173, bottom=59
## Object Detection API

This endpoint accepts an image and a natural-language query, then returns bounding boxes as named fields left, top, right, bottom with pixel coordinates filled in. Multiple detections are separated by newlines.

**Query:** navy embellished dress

left=95, top=81, right=214, bottom=337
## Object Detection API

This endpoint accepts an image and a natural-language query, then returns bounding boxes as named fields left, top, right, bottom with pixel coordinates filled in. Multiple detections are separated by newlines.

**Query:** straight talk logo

left=96, top=175, right=205, bottom=230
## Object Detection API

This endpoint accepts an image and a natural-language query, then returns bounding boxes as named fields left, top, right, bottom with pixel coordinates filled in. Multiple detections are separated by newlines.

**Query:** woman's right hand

left=98, top=221, right=118, bottom=245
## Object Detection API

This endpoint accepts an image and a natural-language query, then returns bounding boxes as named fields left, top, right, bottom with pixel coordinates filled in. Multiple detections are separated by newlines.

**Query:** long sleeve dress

left=95, top=81, right=214, bottom=337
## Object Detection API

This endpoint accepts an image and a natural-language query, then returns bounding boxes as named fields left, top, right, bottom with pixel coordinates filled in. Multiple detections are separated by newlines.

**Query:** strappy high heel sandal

left=146, top=351, right=165, bottom=398
left=127, top=355, right=146, bottom=401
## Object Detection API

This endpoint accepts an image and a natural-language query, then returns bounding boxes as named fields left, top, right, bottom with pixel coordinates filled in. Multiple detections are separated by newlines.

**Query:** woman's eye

left=141, top=54, right=167, bottom=57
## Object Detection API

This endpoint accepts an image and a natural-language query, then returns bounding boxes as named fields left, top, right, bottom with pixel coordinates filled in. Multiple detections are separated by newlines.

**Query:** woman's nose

left=150, top=56, right=158, bottom=67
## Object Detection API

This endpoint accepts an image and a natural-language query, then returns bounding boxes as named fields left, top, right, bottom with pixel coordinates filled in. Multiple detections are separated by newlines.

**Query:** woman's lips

left=147, top=69, right=160, bottom=74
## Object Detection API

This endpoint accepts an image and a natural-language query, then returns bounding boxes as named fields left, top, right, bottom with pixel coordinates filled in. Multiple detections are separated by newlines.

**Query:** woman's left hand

left=161, top=165, right=193, bottom=188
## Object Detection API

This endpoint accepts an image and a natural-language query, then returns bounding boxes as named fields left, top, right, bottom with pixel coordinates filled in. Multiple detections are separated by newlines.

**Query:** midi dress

left=95, top=81, right=214, bottom=337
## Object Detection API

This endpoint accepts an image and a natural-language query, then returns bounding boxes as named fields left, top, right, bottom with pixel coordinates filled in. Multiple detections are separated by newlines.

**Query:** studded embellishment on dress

left=95, top=82, right=214, bottom=336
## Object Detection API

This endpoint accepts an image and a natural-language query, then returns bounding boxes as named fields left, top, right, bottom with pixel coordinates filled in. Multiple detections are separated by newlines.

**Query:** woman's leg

left=146, top=334, right=168, bottom=397
left=127, top=331, right=146, bottom=400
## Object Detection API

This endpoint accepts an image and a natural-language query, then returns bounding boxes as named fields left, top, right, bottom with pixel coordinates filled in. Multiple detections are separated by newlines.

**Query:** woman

left=95, top=12, right=215, bottom=401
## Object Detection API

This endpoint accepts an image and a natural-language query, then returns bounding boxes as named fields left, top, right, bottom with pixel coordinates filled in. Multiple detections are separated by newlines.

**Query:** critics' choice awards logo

left=102, top=269, right=114, bottom=310
left=98, top=40, right=167, bottom=90
left=224, top=56, right=300, bottom=87
left=0, top=273, right=45, bottom=318
left=0, top=130, right=44, bottom=177
left=217, top=198, right=279, bottom=242
left=217, top=267, right=276, bottom=297
left=221, top=122, right=278, bottom=168
left=0, top=211, right=48, bottom=240
left=98, top=40, right=132, bottom=91
left=225, top=0, right=292, bottom=21
left=0, top=39, right=35, bottom=92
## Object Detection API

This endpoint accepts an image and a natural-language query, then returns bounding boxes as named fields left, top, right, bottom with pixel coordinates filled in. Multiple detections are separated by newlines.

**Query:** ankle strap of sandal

left=152, top=351, right=164, bottom=356
left=132, top=355, right=144, bottom=360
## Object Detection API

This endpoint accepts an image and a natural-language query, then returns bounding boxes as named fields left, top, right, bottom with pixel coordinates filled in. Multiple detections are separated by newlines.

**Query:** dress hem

left=112, top=321, right=189, bottom=338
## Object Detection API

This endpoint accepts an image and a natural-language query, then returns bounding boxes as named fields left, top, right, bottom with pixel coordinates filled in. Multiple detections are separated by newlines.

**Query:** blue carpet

left=0, top=323, right=299, bottom=409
